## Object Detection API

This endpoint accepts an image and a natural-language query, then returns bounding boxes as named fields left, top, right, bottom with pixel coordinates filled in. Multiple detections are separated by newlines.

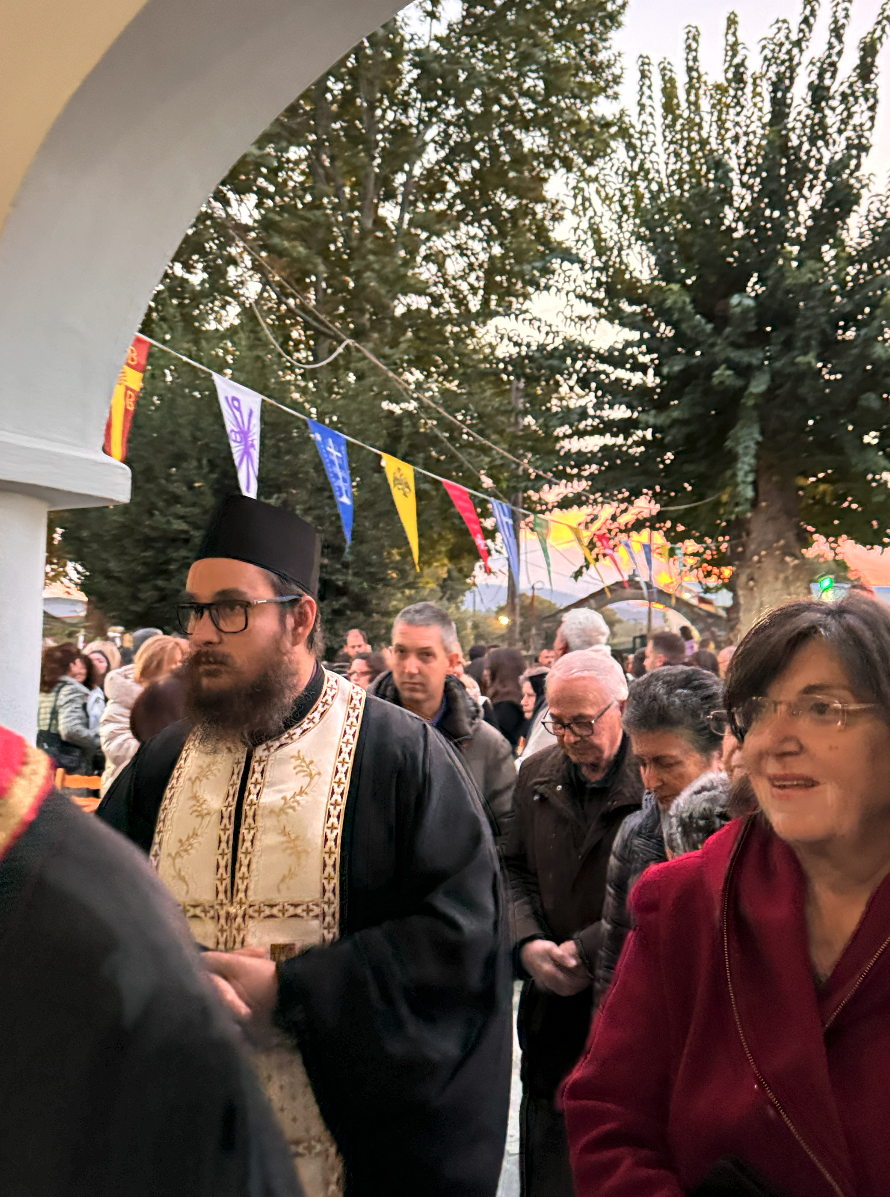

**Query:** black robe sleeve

left=0, top=793, right=303, bottom=1197
left=274, top=697, right=512, bottom=1197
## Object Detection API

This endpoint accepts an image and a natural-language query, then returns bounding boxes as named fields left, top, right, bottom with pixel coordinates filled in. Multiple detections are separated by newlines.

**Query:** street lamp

left=529, top=582, right=543, bottom=656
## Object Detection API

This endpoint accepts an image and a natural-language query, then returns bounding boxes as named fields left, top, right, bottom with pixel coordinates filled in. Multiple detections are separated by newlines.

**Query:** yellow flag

left=570, top=525, right=596, bottom=566
left=570, top=524, right=611, bottom=595
left=382, top=454, right=419, bottom=570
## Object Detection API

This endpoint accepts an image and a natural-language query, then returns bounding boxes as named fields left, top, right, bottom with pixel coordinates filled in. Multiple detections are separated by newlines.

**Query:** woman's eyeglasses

left=727, top=694, right=877, bottom=737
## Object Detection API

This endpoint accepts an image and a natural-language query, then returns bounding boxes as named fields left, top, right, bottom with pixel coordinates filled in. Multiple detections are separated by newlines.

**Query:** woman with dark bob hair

left=565, top=596, right=890, bottom=1197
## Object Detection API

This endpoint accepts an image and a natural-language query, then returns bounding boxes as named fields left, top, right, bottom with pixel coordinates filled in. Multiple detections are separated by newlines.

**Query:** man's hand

left=203, top=951, right=279, bottom=1035
left=520, top=939, right=590, bottom=997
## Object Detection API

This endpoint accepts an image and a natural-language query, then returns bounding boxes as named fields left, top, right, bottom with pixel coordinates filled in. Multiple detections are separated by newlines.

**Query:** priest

left=98, top=494, right=511, bottom=1197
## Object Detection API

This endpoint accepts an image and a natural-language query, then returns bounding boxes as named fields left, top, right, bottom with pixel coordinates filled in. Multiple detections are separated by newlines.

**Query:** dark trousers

left=517, top=982, right=592, bottom=1197
left=519, top=1093, right=577, bottom=1197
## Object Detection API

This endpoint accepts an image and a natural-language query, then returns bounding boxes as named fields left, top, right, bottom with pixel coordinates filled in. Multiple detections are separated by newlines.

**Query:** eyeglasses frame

left=543, top=701, right=615, bottom=740
left=728, top=694, right=878, bottom=740
left=176, top=595, right=304, bottom=636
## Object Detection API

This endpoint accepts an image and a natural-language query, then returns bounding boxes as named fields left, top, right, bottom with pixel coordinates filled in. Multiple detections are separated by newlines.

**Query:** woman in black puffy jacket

left=594, top=665, right=728, bottom=1006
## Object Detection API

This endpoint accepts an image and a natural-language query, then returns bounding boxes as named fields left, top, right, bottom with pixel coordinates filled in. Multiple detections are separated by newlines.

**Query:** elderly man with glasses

left=503, top=649, right=643, bottom=1197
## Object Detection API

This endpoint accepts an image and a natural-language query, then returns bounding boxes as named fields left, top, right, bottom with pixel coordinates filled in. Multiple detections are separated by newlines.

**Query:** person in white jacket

left=100, top=636, right=185, bottom=794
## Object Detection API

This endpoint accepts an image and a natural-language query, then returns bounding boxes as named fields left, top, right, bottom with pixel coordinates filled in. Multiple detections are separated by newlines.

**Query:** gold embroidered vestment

left=150, top=671, right=365, bottom=1197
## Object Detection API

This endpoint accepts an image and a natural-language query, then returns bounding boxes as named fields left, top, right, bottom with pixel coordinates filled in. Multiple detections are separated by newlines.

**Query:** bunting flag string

left=213, top=375, right=263, bottom=498
left=533, top=516, right=552, bottom=589
left=442, top=481, right=491, bottom=573
left=127, top=332, right=686, bottom=591
left=308, top=419, right=353, bottom=545
left=491, top=500, right=520, bottom=587
left=382, top=454, right=419, bottom=571
left=569, top=525, right=596, bottom=567
left=103, top=335, right=150, bottom=462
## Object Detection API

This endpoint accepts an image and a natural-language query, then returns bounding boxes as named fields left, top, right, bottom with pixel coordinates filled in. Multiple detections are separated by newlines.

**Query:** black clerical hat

left=195, top=495, right=321, bottom=598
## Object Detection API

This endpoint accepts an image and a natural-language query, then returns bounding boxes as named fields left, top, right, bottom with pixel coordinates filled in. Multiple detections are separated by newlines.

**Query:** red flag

left=595, top=533, right=629, bottom=588
left=443, top=481, right=491, bottom=572
left=103, top=335, right=150, bottom=461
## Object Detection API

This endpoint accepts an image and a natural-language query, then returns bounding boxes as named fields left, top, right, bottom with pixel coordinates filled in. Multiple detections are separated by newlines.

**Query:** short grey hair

left=623, top=665, right=724, bottom=758
left=560, top=608, right=610, bottom=651
left=546, top=647, right=628, bottom=704
left=392, top=602, right=460, bottom=653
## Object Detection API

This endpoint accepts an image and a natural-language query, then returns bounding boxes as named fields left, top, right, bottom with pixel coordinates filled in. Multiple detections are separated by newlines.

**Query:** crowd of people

left=37, top=628, right=189, bottom=797
left=5, top=492, right=888, bottom=1197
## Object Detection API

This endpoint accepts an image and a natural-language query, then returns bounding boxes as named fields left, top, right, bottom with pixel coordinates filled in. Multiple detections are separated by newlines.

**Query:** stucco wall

left=0, top=0, right=404, bottom=508
left=0, top=0, right=150, bottom=236
left=0, top=0, right=405, bottom=736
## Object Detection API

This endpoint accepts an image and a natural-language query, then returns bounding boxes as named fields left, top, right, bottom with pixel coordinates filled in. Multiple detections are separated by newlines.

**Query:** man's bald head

left=546, top=647, right=628, bottom=704
left=546, top=649, right=627, bottom=780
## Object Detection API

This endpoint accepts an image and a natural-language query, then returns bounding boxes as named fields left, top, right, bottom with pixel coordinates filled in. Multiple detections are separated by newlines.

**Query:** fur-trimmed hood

left=662, top=770, right=732, bottom=858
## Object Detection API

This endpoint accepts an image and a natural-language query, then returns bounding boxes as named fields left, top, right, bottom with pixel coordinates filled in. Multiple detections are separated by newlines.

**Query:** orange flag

left=103, top=335, right=150, bottom=461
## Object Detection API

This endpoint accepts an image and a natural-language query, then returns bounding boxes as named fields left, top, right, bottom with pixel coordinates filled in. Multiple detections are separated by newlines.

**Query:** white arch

left=0, top=0, right=405, bottom=735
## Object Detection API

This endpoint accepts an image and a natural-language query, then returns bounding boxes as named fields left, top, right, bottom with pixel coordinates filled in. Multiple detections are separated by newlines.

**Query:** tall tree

left=59, top=0, right=624, bottom=650
left=565, top=0, right=890, bottom=631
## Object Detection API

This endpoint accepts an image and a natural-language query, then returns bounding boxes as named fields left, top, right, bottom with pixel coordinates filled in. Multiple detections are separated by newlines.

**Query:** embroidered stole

left=150, top=671, right=365, bottom=1197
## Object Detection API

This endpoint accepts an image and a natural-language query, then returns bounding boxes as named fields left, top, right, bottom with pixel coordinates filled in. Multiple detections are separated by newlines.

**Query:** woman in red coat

left=565, top=595, right=890, bottom=1197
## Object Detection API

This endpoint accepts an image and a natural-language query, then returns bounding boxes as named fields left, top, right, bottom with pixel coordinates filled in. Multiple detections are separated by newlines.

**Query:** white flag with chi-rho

left=213, top=375, right=263, bottom=498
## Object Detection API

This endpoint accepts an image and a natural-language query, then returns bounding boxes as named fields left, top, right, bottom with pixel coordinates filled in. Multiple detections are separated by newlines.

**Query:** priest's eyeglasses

left=542, top=703, right=614, bottom=739
left=176, top=597, right=302, bottom=636
left=729, top=695, right=877, bottom=738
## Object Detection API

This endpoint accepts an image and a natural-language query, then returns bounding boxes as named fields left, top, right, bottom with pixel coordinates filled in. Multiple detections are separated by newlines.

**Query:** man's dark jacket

left=503, top=737, right=643, bottom=1097
left=0, top=733, right=302, bottom=1197
left=370, top=670, right=516, bottom=850
left=98, top=669, right=512, bottom=1197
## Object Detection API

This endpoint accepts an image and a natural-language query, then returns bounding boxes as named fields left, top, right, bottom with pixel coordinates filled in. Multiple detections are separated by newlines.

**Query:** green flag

left=533, top=516, right=553, bottom=589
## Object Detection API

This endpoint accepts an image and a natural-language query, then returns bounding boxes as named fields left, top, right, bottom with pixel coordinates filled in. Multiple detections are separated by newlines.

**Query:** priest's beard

left=184, top=646, right=302, bottom=750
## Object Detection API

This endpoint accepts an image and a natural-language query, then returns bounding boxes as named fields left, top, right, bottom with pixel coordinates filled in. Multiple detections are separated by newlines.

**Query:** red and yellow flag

left=103, top=335, right=150, bottom=461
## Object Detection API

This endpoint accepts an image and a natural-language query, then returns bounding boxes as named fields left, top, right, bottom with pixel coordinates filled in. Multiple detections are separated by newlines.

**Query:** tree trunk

left=731, top=466, right=813, bottom=635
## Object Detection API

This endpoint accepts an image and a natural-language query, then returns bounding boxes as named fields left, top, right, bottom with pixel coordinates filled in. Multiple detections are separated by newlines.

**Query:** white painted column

left=0, top=489, right=48, bottom=740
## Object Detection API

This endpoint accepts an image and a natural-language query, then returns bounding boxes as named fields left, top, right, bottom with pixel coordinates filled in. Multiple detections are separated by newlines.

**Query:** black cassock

left=98, top=668, right=513, bottom=1197
left=0, top=789, right=303, bottom=1197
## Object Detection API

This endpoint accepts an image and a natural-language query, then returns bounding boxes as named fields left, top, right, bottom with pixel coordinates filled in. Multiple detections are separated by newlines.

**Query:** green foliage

left=562, top=0, right=890, bottom=579
left=59, top=0, right=623, bottom=651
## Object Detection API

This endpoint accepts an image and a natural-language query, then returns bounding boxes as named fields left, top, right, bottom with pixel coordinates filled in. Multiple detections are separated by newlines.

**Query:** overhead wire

left=216, top=215, right=566, bottom=488
left=250, top=290, right=353, bottom=370
left=248, top=285, right=512, bottom=502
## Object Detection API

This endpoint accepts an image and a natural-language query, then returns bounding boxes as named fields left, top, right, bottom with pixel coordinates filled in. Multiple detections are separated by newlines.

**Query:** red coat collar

left=0, top=726, right=54, bottom=866
left=720, top=817, right=890, bottom=1197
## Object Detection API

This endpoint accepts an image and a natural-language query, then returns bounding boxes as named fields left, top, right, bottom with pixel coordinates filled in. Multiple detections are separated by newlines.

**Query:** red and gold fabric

left=0, top=728, right=54, bottom=868
left=103, top=335, right=150, bottom=462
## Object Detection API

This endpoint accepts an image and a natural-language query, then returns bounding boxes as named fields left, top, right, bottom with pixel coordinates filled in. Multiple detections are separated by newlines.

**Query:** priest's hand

left=521, top=938, right=590, bottom=997
left=203, top=951, right=279, bottom=1032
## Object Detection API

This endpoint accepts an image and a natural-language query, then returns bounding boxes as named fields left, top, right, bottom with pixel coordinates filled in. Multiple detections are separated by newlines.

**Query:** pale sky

left=615, top=0, right=890, bottom=183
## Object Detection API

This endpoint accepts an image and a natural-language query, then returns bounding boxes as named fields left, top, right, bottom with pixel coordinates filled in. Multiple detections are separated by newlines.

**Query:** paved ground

left=496, top=985, right=522, bottom=1197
